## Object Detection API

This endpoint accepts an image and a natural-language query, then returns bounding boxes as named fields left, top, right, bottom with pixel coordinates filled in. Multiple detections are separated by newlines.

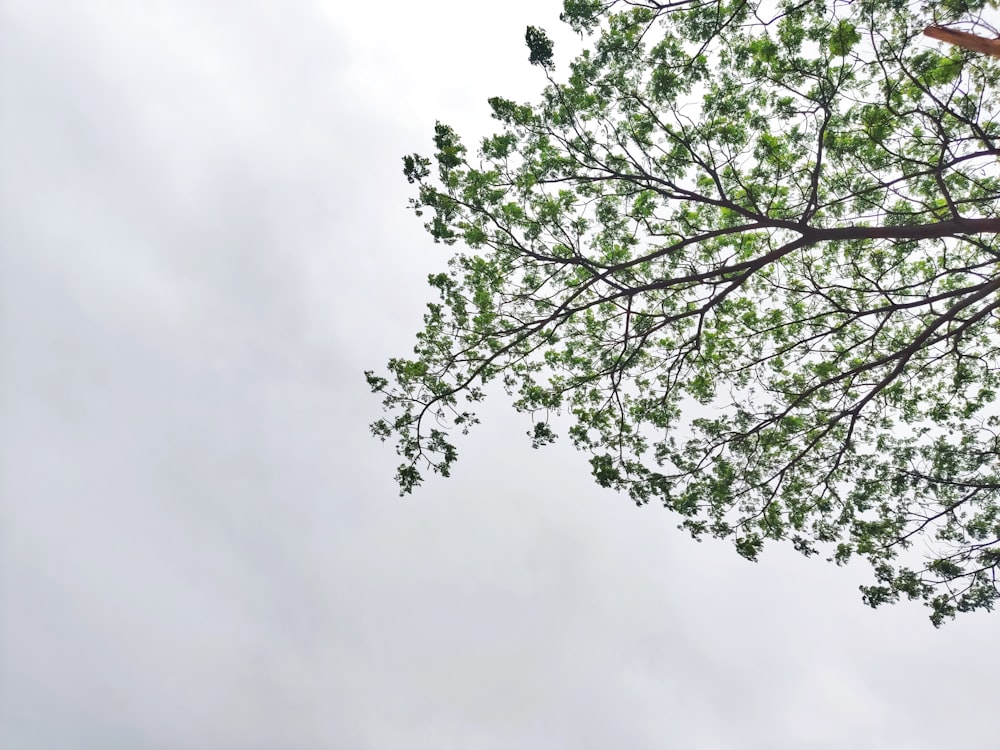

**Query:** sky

left=0, top=1, right=996, bottom=748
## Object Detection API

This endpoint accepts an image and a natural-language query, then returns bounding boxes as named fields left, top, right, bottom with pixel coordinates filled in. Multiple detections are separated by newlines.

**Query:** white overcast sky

left=0, top=1, right=996, bottom=748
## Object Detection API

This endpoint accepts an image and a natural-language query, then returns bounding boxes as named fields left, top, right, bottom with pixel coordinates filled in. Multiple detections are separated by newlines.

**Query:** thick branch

left=924, top=26, right=1000, bottom=57
left=811, top=217, right=1000, bottom=242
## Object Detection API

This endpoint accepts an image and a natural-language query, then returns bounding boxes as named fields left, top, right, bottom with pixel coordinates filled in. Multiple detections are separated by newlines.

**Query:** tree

left=367, top=0, right=1000, bottom=625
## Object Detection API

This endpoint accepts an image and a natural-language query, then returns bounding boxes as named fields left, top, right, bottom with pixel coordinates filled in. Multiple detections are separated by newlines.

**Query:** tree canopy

left=367, top=0, right=1000, bottom=624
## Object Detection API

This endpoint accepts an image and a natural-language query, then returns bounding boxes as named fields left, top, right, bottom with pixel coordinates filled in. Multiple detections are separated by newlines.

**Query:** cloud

left=1, top=1, right=996, bottom=748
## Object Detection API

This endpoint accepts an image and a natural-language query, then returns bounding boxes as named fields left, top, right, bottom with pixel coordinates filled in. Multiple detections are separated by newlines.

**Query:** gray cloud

left=1, top=1, right=995, bottom=748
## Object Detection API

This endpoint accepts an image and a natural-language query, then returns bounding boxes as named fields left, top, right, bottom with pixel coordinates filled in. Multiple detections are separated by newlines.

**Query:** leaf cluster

left=370, top=0, right=1000, bottom=623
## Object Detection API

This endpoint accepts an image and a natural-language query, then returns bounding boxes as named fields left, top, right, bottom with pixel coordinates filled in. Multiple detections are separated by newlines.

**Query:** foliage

left=368, top=0, right=1000, bottom=624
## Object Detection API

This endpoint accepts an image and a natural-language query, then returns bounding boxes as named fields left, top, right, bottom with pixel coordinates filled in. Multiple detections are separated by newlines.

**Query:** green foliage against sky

left=368, top=0, right=1000, bottom=624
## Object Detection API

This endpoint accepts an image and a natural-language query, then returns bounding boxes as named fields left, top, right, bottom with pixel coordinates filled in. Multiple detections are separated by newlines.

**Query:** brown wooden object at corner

left=924, top=25, right=1000, bottom=56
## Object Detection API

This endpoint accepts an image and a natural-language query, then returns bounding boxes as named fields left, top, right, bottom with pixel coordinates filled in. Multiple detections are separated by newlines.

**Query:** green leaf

left=828, top=20, right=860, bottom=56
left=526, top=26, right=555, bottom=68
